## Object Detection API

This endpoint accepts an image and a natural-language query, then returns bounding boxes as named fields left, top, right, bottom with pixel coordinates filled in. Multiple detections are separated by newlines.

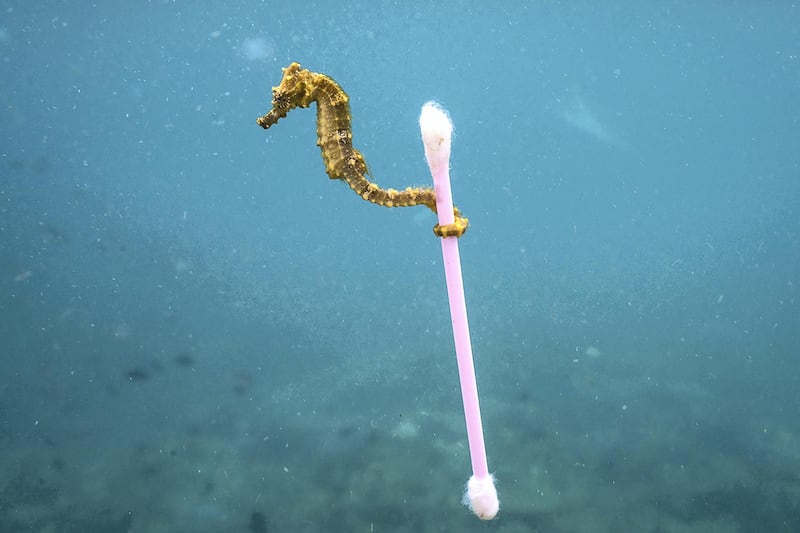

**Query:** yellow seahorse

left=256, top=62, right=468, bottom=238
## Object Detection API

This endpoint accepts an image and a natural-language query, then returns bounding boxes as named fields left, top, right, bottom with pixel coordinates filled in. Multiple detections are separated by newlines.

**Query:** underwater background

left=1, top=1, right=799, bottom=532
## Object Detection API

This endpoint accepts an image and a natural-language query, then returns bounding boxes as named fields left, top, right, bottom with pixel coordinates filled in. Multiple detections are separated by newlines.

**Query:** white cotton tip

left=463, top=474, right=499, bottom=520
left=419, top=101, right=453, bottom=166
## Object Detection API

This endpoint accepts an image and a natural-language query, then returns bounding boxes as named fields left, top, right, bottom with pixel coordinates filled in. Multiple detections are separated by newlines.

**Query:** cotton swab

left=419, top=102, right=499, bottom=520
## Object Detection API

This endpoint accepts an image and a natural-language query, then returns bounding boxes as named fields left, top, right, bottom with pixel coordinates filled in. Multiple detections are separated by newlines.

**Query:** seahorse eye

left=272, top=92, right=290, bottom=110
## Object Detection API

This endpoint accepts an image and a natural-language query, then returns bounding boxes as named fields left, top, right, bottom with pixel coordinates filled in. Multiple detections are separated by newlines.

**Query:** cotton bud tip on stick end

left=464, top=474, right=499, bottom=520
left=419, top=101, right=453, bottom=173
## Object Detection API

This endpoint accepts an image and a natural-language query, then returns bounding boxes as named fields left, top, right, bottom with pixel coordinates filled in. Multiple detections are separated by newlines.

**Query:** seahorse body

left=257, top=62, right=468, bottom=237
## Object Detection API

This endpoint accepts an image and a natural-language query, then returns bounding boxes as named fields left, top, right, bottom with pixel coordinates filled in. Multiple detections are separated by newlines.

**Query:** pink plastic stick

left=419, top=102, right=499, bottom=520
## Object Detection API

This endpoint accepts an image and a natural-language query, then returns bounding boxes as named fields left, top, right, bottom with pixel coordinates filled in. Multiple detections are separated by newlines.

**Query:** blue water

left=1, top=2, right=798, bottom=532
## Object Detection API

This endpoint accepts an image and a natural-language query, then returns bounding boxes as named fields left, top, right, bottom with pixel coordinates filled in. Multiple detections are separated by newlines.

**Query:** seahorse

left=256, top=62, right=468, bottom=238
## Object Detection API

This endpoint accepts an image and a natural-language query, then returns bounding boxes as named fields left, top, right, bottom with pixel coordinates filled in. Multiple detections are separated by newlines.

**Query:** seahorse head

left=271, top=62, right=314, bottom=111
